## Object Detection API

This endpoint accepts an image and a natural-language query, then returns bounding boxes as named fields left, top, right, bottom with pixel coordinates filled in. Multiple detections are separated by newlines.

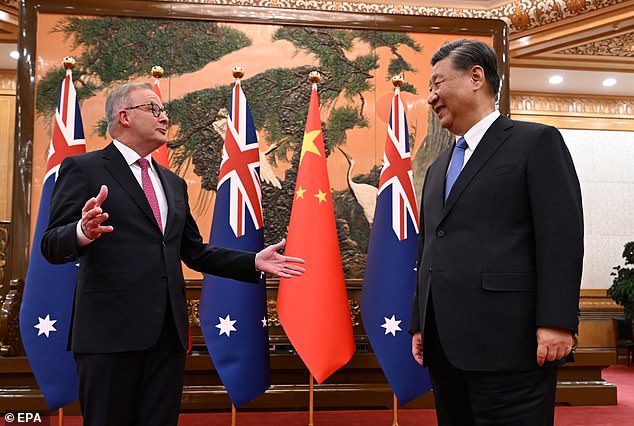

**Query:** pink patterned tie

left=137, top=158, right=163, bottom=232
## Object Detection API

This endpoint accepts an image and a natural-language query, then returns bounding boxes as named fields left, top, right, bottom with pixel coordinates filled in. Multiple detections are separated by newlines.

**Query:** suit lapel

left=428, top=148, right=452, bottom=217
left=101, top=143, right=160, bottom=230
left=442, top=115, right=513, bottom=217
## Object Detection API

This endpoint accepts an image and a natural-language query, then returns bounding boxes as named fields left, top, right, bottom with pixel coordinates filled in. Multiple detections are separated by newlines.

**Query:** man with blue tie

left=410, top=40, right=584, bottom=425
left=41, top=82, right=305, bottom=425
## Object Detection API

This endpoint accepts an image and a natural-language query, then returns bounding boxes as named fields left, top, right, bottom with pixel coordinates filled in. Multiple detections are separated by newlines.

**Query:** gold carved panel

left=511, top=92, right=634, bottom=131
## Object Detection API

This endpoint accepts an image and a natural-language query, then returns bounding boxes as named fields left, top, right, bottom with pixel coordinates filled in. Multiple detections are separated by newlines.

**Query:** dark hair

left=431, top=39, right=500, bottom=99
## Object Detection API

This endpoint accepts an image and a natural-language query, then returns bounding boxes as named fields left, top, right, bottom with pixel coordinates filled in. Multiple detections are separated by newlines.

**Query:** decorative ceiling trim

left=512, top=91, right=634, bottom=117
left=166, top=0, right=629, bottom=33
left=558, top=33, right=634, bottom=57
left=511, top=91, right=634, bottom=130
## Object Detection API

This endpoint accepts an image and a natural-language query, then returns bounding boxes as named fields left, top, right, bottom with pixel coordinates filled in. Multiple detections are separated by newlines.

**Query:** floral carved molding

left=559, top=33, right=634, bottom=57
left=511, top=92, right=634, bottom=119
left=168, top=0, right=629, bottom=32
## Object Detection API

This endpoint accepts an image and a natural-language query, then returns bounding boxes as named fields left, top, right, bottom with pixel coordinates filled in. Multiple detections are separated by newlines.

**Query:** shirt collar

left=113, top=140, right=153, bottom=169
left=460, top=110, right=501, bottom=150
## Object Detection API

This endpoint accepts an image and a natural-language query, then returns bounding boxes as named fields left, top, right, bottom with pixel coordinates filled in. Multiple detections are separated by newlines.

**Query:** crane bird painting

left=337, top=147, right=378, bottom=225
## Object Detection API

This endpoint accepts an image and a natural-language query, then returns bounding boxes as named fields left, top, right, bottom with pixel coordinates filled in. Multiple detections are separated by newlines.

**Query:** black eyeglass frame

left=124, top=101, right=168, bottom=118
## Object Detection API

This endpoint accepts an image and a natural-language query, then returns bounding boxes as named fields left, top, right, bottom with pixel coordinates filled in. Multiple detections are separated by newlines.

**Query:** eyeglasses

left=124, top=101, right=168, bottom=118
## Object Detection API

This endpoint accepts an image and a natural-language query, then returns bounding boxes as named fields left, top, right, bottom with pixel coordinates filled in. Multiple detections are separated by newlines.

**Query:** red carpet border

left=49, top=364, right=634, bottom=425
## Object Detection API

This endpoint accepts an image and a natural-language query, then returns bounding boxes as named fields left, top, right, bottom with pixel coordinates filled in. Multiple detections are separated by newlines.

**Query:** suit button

left=162, top=241, right=167, bottom=248
left=162, top=275, right=168, bottom=281
left=437, top=230, right=445, bottom=237
left=428, top=268, right=432, bottom=272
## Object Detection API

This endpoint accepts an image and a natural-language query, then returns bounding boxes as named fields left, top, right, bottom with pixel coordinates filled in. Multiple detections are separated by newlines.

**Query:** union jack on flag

left=217, top=82, right=263, bottom=237
left=377, top=90, right=419, bottom=240
left=361, top=86, right=431, bottom=404
left=19, top=67, right=85, bottom=410
left=45, top=74, right=88, bottom=176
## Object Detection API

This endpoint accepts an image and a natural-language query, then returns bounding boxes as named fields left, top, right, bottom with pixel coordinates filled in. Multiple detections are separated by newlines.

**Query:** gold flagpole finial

left=62, top=57, right=76, bottom=70
left=151, top=65, right=164, bottom=79
left=308, top=71, right=321, bottom=84
left=232, top=66, right=245, bottom=80
left=391, top=74, right=404, bottom=88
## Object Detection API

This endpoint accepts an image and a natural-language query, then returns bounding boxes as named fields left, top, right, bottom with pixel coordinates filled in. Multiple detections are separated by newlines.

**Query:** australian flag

left=19, top=68, right=86, bottom=410
left=361, top=87, right=431, bottom=404
left=200, top=80, right=269, bottom=407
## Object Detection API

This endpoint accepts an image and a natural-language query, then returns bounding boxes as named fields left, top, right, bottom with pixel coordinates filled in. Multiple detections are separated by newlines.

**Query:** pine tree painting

left=36, top=15, right=454, bottom=278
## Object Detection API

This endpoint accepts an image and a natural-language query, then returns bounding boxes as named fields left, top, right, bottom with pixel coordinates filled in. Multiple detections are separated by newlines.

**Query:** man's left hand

left=536, top=326, right=574, bottom=366
left=255, top=238, right=305, bottom=278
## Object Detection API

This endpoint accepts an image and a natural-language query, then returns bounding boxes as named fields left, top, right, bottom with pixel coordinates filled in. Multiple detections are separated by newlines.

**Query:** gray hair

left=105, top=82, right=153, bottom=134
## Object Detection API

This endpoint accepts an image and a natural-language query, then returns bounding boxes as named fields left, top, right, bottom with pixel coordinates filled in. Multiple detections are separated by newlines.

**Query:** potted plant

left=608, top=241, right=634, bottom=320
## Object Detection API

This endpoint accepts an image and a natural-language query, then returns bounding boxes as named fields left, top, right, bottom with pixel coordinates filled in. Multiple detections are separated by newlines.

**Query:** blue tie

left=444, top=137, right=468, bottom=201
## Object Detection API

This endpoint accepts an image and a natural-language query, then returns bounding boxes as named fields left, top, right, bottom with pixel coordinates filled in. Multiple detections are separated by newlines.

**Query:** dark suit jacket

left=41, top=142, right=260, bottom=353
left=410, top=115, right=583, bottom=371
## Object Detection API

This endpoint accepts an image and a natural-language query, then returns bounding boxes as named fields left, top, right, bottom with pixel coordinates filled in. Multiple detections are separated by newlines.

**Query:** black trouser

left=75, top=303, right=186, bottom=426
left=424, top=300, right=558, bottom=426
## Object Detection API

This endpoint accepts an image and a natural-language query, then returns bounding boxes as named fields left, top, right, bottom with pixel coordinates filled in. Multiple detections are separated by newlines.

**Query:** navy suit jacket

left=410, top=115, right=583, bottom=371
left=41, top=142, right=260, bottom=353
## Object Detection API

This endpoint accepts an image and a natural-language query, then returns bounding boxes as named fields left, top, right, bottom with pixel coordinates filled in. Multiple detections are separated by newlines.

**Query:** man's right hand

left=80, top=185, right=114, bottom=240
left=412, top=331, right=424, bottom=366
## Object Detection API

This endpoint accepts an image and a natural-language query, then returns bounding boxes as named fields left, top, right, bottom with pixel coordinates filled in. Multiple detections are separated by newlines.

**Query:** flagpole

left=20, top=54, right=83, bottom=423
left=149, top=65, right=171, bottom=168
left=231, top=403, right=237, bottom=426
left=305, top=74, right=317, bottom=426
left=392, top=393, right=399, bottom=426
left=151, top=65, right=163, bottom=88
left=276, top=69, right=355, bottom=426
left=309, top=373, right=314, bottom=426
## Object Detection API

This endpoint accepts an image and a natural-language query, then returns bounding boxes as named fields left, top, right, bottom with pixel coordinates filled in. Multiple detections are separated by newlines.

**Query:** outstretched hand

left=255, top=238, right=305, bottom=279
left=80, top=185, right=114, bottom=240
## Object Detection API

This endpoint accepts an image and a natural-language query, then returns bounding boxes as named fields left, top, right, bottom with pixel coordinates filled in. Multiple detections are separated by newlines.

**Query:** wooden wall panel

left=0, top=86, right=15, bottom=221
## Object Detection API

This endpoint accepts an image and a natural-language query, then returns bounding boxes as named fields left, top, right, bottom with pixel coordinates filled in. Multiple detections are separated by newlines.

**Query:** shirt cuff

left=254, top=253, right=264, bottom=279
left=76, top=220, right=94, bottom=247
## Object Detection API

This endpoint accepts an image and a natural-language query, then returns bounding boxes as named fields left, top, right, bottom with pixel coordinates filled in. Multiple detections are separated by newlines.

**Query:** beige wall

left=562, top=129, right=634, bottom=289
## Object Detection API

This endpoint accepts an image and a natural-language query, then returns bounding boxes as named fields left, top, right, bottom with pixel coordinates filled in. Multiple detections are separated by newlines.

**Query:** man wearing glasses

left=41, top=82, right=305, bottom=425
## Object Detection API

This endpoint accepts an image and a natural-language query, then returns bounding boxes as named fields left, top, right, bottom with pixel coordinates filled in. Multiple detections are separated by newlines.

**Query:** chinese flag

left=151, top=78, right=170, bottom=167
left=277, top=85, right=355, bottom=384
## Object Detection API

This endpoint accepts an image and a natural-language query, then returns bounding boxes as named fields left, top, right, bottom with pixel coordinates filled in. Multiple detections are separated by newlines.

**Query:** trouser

left=75, top=304, right=187, bottom=426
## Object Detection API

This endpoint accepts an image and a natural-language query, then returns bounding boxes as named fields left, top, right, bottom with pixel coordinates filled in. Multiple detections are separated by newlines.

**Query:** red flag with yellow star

left=277, top=84, right=355, bottom=384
